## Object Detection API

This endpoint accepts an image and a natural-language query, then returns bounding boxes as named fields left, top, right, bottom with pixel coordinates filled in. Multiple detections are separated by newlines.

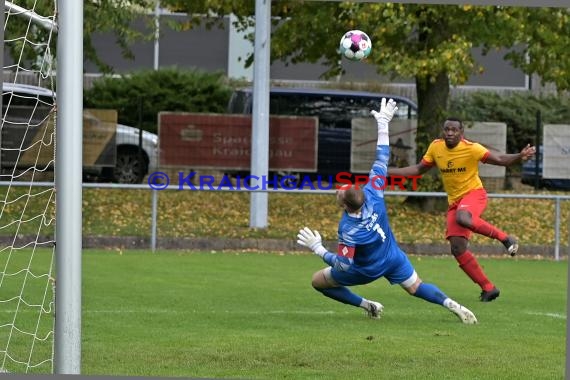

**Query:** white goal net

left=0, top=0, right=58, bottom=374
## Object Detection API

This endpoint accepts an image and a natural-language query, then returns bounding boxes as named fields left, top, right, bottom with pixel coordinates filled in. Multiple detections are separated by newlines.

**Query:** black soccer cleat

left=502, top=236, right=519, bottom=256
left=480, top=287, right=500, bottom=302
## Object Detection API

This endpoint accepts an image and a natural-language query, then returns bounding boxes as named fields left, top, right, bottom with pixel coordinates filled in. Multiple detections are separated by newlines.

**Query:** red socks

left=455, top=251, right=495, bottom=292
left=469, top=217, right=507, bottom=242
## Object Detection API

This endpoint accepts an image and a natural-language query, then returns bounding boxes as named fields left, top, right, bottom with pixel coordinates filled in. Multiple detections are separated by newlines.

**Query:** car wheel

left=112, top=148, right=147, bottom=184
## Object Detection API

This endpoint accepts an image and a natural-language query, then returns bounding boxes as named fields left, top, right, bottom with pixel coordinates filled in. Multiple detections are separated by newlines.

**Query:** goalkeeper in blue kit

left=297, top=98, right=477, bottom=324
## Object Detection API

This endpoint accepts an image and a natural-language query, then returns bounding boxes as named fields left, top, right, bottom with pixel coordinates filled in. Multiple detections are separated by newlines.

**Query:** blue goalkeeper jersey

left=337, top=144, right=402, bottom=275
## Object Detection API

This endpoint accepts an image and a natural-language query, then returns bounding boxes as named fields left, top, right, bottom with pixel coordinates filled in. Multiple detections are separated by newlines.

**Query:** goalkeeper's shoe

left=502, top=235, right=519, bottom=256
left=447, top=300, right=478, bottom=324
left=366, top=301, right=384, bottom=319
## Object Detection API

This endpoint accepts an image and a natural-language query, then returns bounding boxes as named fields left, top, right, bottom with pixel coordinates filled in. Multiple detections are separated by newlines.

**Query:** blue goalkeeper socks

left=315, top=286, right=362, bottom=307
left=413, top=283, right=447, bottom=305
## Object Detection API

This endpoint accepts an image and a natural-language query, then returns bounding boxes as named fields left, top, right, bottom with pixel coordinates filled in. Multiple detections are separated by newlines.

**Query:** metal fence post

left=151, top=190, right=158, bottom=252
left=555, top=197, right=560, bottom=261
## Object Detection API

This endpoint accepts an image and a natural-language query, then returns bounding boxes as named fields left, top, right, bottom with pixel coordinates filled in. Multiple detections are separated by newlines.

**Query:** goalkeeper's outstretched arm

left=370, top=98, right=397, bottom=148
left=369, top=98, right=398, bottom=189
left=297, top=227, right=354, bottom=271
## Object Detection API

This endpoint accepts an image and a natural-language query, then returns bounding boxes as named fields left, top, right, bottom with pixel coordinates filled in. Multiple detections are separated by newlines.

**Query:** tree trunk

left=405, top=72, right=451, bottom=211
left=415, top=71, right=450, bottom=161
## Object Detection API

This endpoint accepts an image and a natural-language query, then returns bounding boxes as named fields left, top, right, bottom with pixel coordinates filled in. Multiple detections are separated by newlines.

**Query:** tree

left=159, top=2, right=570, bottom=158
left=83, top=0, right=155, bottom=72
left=4, top=0, right=155, bottom=73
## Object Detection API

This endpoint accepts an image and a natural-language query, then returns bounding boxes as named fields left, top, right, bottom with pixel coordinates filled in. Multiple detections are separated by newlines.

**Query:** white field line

left=1, top=309, right=567, bottom=319
left=83, top=310, right=353, bottom=315
left=524, top=311, right=567, bottom=320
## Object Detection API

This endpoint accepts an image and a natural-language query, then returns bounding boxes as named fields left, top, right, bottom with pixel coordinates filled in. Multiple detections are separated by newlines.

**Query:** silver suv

left=2, top=82, right=158, bottom=183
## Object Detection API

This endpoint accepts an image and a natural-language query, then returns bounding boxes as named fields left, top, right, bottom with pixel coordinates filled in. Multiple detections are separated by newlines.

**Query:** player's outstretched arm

left=367, top=98, right=399, bottom=184
left=296, top=227, right=353, bottom=269
left=370, top=99, right=431, bottom=178
left=389, top=162, right=431, bottom=177
left=484, top=144, right=536, bottom=167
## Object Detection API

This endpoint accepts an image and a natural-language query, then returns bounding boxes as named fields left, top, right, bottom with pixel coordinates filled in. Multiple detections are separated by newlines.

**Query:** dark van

left=227, top=87, right=417, bottom=180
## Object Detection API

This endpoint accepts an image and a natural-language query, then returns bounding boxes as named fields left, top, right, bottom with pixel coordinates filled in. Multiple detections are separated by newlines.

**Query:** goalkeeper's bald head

left=336, top=186, right=365, bottom=213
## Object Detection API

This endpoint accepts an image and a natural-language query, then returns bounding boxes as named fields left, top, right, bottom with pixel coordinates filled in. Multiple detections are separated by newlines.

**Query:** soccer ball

left=339, top=30, right=372, bottom=61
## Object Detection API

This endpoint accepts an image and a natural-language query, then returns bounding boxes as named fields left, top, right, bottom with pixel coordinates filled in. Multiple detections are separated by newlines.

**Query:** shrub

left=84, top=68, right=233, bottom=133
left=449, top=91, right=570, bottom=154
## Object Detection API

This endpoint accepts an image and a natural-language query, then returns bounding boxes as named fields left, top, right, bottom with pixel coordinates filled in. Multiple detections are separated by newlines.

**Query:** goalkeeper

left=297, top=98, right=477, bottom=324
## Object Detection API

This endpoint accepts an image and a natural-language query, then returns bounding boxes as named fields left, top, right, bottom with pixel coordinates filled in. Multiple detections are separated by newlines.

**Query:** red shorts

left=446, top=188, right=487, bottom=240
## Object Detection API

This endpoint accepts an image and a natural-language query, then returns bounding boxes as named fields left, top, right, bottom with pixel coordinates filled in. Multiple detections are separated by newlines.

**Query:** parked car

left=227, top=86, right=418, bottom=180
left=2, top=82, right=158, bottom=184
left=521, top=145, right=570, bottom=190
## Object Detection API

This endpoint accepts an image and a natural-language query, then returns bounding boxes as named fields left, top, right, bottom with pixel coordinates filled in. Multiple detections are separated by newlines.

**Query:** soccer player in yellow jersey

left=389, top=118, right=536, bottom=302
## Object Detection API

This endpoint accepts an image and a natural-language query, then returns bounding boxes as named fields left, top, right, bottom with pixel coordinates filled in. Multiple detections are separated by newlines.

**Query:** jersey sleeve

left=319, top=237, right=354, bottom=271
left=367, top=145, right=390, bottom=192
left=420, top=141, right=437, bottom=167
left=473, top=143, right=490, bottom=163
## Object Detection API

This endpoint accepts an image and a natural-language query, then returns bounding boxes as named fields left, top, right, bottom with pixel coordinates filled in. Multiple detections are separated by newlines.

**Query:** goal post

left=54, top=0, right=83, bottom=375
left=1, top=0, right=83, bottom=374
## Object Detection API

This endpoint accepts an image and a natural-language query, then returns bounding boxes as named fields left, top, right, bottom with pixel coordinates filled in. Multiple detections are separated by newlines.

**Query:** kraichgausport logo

left=147, top=171, right=422, bottom=191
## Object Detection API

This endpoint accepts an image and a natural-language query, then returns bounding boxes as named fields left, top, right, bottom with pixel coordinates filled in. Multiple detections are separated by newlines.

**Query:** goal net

left=0, top=1, right=58, bottom=374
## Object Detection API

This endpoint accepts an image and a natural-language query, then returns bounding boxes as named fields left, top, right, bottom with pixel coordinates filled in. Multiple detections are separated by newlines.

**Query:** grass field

left=70, top=249, right=568, bottom=379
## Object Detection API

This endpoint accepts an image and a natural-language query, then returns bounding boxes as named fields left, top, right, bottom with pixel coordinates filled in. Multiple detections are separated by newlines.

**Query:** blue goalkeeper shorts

left=330, top=248, right=414, bottom=286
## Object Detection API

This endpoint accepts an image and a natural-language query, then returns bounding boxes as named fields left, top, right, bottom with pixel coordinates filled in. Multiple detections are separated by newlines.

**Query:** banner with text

left=158, top=113, right=318, bottom=171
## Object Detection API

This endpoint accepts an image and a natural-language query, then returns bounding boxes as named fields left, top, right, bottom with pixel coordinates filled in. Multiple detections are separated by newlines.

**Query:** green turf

left=0, top=249, right=566, bottom=378
left=75, top=250, right=567, bottom=379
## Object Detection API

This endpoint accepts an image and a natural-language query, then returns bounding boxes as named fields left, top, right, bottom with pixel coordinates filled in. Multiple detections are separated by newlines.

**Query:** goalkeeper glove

left=297, top=227, right=327, bottom=257
left=370, top=98, right=398, bottom=126
left=370, top=98, right=398, bottom=145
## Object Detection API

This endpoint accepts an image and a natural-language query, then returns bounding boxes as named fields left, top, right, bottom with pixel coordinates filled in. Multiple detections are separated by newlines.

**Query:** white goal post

left=0, top=0, right=83, bottom=375
left=54, top=0, right=83, bottom=375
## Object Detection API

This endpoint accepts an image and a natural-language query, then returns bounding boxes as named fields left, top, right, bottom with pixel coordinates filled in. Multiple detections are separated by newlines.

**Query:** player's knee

left=404, top=286, right=416, bottom=295
left=403, top=279, right=421, bottom=295
left=455, top=211, right=472, bottom=228
left=449, top=239, right=467, bottom=257
left=311, top=271, right=326, bottom=289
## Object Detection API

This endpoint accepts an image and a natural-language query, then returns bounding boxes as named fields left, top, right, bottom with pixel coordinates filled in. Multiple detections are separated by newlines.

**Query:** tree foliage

left=162, top=2, right=570, bottom=93
left=83, top=0, right=154, bottom=72
left=4, top=0, right=154, bottom=73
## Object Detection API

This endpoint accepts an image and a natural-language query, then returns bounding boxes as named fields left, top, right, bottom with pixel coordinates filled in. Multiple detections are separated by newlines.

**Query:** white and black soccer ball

left=339, top=30, right=372, bottom=61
